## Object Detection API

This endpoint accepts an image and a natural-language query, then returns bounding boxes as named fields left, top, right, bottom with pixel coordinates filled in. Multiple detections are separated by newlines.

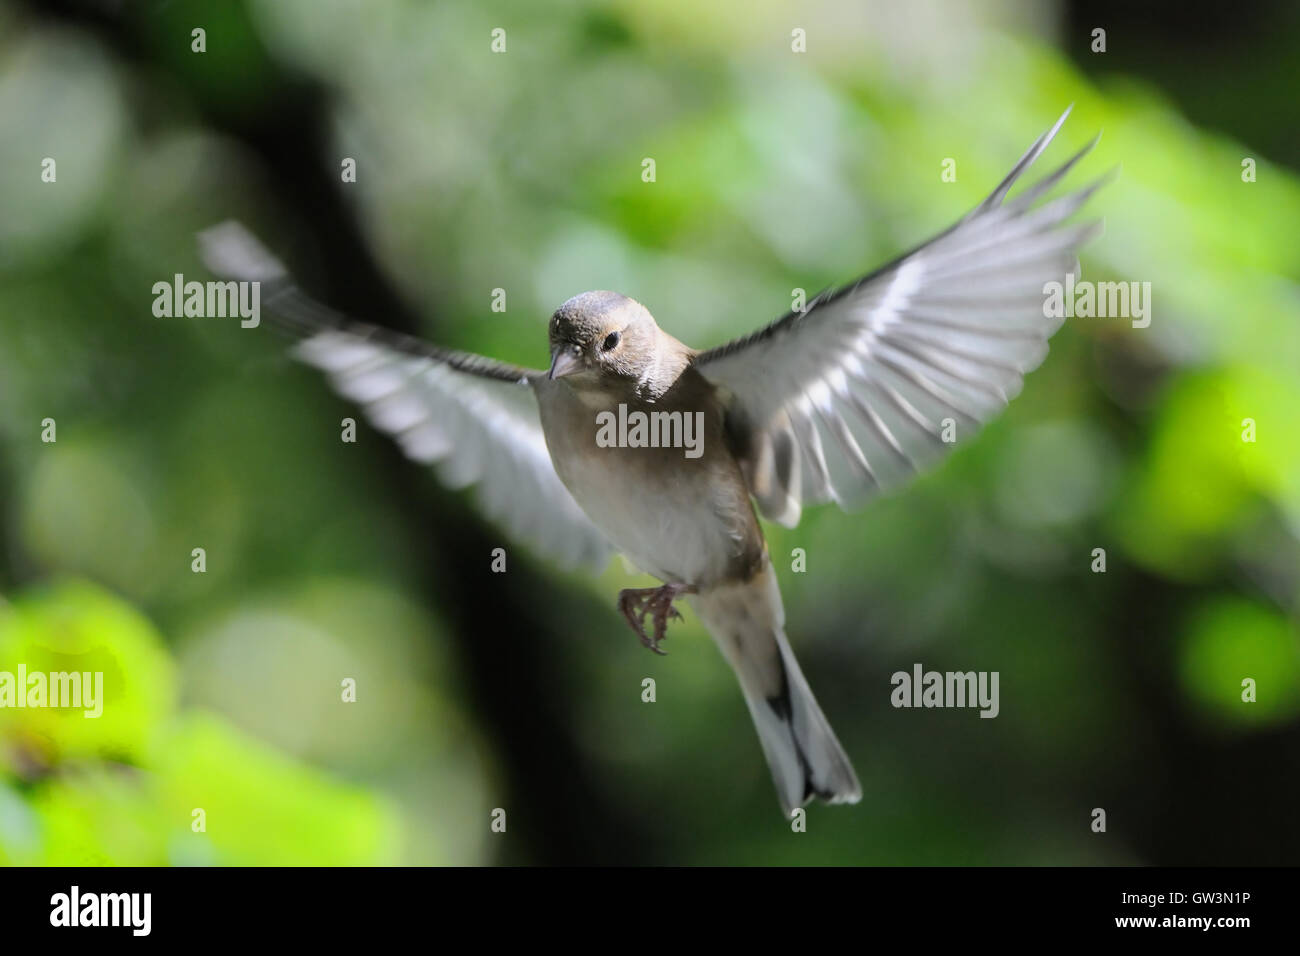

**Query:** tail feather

left=691, top=563, right=861, bottom=816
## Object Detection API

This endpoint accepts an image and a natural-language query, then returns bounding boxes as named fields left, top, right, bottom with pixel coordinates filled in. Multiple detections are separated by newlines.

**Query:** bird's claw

left=617, top=583, right=693, bottom=655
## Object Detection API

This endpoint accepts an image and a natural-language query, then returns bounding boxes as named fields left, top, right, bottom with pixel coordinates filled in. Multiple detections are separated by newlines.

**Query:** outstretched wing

left=695, top=109, right=1108, bottom=527
left=198, top=222, right=613, bottom=571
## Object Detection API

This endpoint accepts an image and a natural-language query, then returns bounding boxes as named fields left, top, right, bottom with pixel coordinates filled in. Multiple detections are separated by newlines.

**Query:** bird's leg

left=617, top=582, right=695, bottom=655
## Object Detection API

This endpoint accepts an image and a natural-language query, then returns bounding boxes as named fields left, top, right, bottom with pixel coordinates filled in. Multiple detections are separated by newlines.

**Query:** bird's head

left=547, top=291, right=660, bottom=383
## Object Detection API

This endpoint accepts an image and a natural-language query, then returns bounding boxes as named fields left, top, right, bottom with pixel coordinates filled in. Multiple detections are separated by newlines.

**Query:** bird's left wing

left=695, top=109, right=1108, bottom=527
left=198, top=222, right=613, bottom=571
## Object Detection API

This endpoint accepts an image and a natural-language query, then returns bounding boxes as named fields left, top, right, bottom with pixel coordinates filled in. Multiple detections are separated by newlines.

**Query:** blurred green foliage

left=0, top=581, right=401, bottom=864
left=0, top=0, right=1297, bottom=864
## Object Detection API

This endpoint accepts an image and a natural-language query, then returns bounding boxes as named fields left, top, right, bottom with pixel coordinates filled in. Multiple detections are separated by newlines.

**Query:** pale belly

left=535, top=378, right=763, bottom=586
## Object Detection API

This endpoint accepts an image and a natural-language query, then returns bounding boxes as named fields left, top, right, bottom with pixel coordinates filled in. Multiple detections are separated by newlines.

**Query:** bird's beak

left=548, top=344, right=583, bottom=380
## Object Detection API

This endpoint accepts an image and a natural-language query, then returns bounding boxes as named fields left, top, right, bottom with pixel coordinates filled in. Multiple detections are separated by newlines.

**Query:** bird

left=199, top=108, right=1105, bottom=817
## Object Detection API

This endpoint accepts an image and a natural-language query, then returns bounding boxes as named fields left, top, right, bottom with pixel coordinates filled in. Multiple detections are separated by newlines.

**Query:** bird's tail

left=690, top=562, right=861, bottom=817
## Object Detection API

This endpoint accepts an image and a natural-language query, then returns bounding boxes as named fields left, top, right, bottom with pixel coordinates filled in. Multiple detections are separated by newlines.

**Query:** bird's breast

left=535, top=374, right=764, bottom=586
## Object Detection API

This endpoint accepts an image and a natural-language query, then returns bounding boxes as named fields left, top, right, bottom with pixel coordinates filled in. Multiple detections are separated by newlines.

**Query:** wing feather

left=198, top=222, right=613, bottom=571
left=696, top=110, right=1108, bottom=525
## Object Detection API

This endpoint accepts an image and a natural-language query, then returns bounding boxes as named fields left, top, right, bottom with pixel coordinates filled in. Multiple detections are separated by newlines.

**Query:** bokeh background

left=1, top=0, right=1298, bottom=865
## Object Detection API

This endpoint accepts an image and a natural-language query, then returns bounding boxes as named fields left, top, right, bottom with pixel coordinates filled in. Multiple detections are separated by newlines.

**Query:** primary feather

left=696, top=107, right=1108, bottom=526
left=197, top=222, right=614, bottom=572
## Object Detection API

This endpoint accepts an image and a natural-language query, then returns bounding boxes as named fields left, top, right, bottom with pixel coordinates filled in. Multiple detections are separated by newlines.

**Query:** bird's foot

left=617, top=582, right=695, bottom=655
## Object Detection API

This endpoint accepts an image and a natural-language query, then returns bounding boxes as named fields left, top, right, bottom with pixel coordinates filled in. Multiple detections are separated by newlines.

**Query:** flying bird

left=200, top=109, right=1105, bottom=817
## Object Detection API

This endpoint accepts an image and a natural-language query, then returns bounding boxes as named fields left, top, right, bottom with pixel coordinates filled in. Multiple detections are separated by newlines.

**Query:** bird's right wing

left=199, top=222, right=614, bottom=572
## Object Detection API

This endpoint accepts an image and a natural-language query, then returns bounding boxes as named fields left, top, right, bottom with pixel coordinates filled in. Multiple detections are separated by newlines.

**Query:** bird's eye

left=602, top=331, right=621, bottom=351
